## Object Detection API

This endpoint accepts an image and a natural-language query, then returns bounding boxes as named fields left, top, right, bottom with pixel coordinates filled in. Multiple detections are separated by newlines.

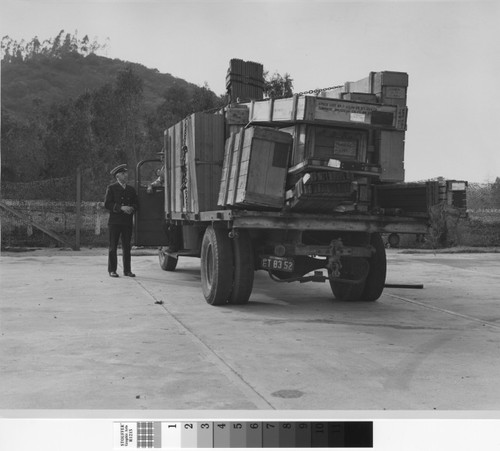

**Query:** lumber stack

left=226, top=59, right=264, bottom=102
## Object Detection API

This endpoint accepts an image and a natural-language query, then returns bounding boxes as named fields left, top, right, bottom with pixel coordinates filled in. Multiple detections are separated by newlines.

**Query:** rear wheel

left=228, top=230, right=254, bottom=304
left=200, top=226, right=234, bottom=305
left=159, top=248, right=178, bottom=271
left=329, top=257, right=369, bottom=301
left=329, top=232, right=387, bottom=302
left=361, top=232, right=387, bottom=302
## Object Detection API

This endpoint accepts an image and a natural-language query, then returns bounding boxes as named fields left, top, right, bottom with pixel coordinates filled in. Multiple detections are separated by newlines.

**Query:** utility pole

left=75, top=167, right=82, bottom=250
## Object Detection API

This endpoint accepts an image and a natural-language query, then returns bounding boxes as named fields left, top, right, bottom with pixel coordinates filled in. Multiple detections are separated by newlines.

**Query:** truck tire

left=159, top=248, right=178, bottom=271
left=329, top=257, right=368, bottom=301
left=228, top=230, right=254, bottom=304
left=200, top=226, right=234, bottom=305
left=361, top=232, right=387, bottom=302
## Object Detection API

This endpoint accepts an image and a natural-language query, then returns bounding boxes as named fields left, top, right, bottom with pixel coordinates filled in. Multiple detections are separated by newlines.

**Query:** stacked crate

left=373, top=182, right=440, bottom=215
left=226, top=59, right=264, bottom=102
left=165, top=112, right=225, bottom=215
left=439, top=180, right=468, bottom=209
left=281, top=125, right=375, bottom=212
left=286, top=172, right=356, bottom=212
left=218, top=127, right=292, bottom=209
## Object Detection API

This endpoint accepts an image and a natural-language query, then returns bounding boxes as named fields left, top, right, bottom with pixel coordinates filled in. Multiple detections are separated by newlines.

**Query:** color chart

left=113, top=421, right=373, bottom=448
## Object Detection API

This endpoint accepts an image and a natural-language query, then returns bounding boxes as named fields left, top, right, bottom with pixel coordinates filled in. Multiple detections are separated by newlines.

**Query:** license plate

left=260, top=256, right=295, bottom=272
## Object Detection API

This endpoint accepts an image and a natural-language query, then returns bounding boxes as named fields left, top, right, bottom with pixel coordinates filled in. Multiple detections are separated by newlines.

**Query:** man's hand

left=121, top=206, right=134, bottom=214
left=146, top=185, right=153, bottom=194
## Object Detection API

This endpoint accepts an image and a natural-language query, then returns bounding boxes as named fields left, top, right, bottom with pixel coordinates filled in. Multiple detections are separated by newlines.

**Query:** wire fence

left=1, top=176, right=500, bottom=249
left=1, top=170, right=110, bottom=248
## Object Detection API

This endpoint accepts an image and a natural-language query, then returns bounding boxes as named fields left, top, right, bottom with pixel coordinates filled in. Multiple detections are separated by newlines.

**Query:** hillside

left=1, top=52, right=226, bottom=185
left=1, top=53, right=203, bottom=121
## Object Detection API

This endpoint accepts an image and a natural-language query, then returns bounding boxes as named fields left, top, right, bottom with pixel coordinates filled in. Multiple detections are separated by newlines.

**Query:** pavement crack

left=386, top=293, right=500, bottom=331
left=133, top=279, right=275, bottom=409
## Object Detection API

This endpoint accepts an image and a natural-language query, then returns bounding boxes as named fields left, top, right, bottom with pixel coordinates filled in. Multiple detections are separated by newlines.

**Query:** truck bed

left=167, top=209, right=429, bottom=234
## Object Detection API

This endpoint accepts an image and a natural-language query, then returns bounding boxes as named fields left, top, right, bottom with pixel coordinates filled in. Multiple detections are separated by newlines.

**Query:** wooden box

left=287, top=172, right=355, bottom=212
left=372, top=71, right=409, bottom=92
left=165, top=112, right=225, bottom=214
left=224, top=129, right=245, bottom=206
left=342, top=71, right=409, bottom=107
left=249, top=96, right=403, bottom=130
left=232, top=127, right=292, bottom=209
left=225, top=105, right=249, bottom=125
left=374, top=181, right=439, bottom=215
left=284, top=125, right=368, bottom=168
left=341, top=92, right=378, bottom=103
left=377, top=130, right=405, bottom=182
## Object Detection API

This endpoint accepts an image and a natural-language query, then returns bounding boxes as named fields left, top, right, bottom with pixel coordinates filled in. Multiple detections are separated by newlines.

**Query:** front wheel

left=200, top=226, right=234, bottom=305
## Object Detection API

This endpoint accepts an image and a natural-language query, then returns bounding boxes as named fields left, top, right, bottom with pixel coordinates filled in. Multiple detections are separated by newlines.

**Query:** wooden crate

left=374, top=181, right=439, bottom=214
left=285, top=124, right=369, bottom=168
left=225, top=105, right=249, bottom=125
left=286, top=171, right=356, bottom=212
left=225, top=129, right=245, bottom=206
left=164, top=121, right=185, bottom=214
left=341, top=92, right=378, bottom=103
left=217, top=133, right=236, bottom=207
left=377, top=130, right=405, bottom=182
left=372, top=71, right=409, bottom=92
left=165, top=112, right=225, bottom=214
left=233, top=127, right=293, bottom=209
left=248, top=96, right=403, bottom=130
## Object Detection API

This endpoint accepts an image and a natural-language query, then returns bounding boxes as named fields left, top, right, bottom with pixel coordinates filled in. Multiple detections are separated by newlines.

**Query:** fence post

left=75, top=167, right=82, bottom=250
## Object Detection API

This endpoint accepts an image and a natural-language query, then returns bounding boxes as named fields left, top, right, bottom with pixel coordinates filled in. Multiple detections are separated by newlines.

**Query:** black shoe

left=124, top=272, right=136, bottom=277
left=109, top=272, right=119, bottom=278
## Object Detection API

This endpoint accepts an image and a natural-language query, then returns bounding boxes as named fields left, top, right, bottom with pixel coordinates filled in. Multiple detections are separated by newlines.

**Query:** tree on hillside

left=145, top=82, right=225, bottom=147
left=41, top=66, right=146, bottom=181
left=1, top=31, right=107, bottom=62
left=263, top=71, right=294, bottom=98
left=114, top=67, right=145, bottom=168
left=1, top=102, right=47, bottom=181
left=192, top=83, right=225, bottom=113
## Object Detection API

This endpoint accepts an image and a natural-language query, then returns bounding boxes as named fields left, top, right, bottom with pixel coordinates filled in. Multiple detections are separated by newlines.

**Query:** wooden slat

left=0, top=201, right=76, bottom=249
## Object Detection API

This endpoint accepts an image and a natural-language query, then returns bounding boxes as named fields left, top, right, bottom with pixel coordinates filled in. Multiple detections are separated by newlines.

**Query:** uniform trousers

left=108, top=224, right=133, bottom=273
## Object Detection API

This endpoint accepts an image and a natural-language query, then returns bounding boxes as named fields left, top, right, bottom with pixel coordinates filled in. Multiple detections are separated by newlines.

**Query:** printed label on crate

left=334, top=140, right=358, bottom=158
left=316, top=100, right=377, bottom=116
left=327, top=159, right=341, bottom=168
left=350, top=113, right=366, bottom=123
left=383, top=86, right=406, bottom=99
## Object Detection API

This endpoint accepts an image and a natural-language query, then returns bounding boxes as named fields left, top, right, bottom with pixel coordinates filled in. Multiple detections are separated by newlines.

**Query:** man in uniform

left=146, top=150, right=165, bottom=193
left=105, top=164, right=138, bottom=277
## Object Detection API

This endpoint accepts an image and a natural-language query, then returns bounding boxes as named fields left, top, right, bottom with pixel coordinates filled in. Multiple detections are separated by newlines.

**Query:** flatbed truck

left=135, top=63, right=465, bottom=305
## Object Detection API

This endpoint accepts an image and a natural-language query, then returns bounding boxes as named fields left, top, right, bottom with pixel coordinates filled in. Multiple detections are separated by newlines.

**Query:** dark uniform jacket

left=104, top=182, right=138, bottom=226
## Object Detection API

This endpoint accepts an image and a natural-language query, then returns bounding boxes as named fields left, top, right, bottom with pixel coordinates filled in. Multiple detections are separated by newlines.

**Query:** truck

left=135, top=59, right=467, bottom=305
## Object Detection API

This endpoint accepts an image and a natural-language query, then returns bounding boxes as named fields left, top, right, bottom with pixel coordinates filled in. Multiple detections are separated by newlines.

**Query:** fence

left=1, top=170, right=110, bottom=249
left=1, top=176, right=500, bottom=249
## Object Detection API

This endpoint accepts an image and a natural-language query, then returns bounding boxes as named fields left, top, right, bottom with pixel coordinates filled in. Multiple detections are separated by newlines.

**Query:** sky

left=1, top=0, right=499, bottom=183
